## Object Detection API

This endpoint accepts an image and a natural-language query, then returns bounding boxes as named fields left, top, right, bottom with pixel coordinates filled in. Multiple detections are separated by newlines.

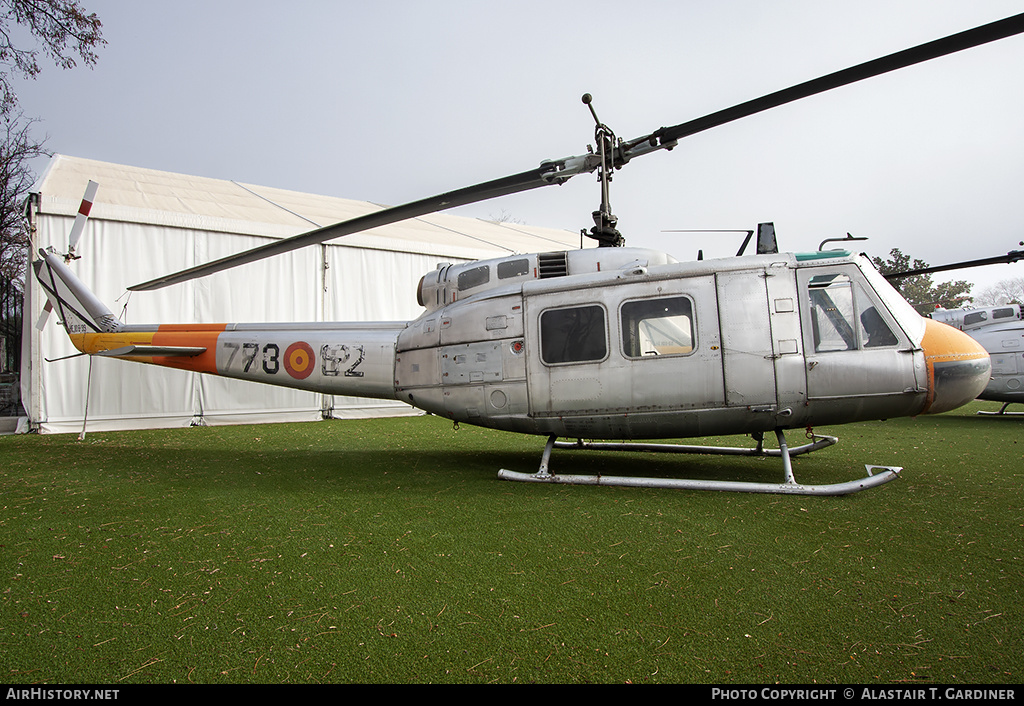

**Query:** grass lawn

left=1, top=402, right=1021, bottom=684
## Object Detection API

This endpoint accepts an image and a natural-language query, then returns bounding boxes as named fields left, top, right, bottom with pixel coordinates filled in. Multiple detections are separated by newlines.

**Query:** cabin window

left=964, top=311, right=988, bottom=327
left=808, top=273, right=898, bottom=352
left=497, top=258, right=530, bottom=279
left=621, top=296, right=695, bottom=358
left=540, top=305, right=607, bottom=364
left=458, top=265, right=490, bottom=291
left=993, top=307, right=1015, bottom=320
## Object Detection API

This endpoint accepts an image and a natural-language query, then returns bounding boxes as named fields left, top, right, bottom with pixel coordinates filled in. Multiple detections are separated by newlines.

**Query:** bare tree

left=0, top=0, right=105, bottom=115
left=972, top=277, right=1024, bottom=307
left=0, top=0, right=104, bottom=282
left=488, top=209, right=525, bottom=225
left=0, top=111, right=45, bottom=283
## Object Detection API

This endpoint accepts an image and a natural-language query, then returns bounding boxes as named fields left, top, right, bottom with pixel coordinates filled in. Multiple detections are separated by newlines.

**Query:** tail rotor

left=36, top=180, right=99, bottom=330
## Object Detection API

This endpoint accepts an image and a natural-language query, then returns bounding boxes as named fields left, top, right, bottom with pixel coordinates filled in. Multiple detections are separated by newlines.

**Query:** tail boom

left=71, top=323, right=403, bottom=399
left=33, top=249, right=403, bottom=401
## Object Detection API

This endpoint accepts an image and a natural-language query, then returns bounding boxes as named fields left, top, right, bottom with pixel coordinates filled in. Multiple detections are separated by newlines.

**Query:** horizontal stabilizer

left=95, top=345, right=207, bottom=358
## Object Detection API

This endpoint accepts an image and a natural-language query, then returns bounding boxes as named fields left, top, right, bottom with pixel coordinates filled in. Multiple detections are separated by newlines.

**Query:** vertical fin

left=32, top=249, right=122, bottom=338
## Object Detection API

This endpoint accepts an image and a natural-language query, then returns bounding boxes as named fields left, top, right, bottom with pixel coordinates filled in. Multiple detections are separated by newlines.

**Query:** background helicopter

left=883, top=247, right=1024, bottom=414
left=931, top=300, right=1024, bottom=415
left=33, top=13, right=1024, bottom=494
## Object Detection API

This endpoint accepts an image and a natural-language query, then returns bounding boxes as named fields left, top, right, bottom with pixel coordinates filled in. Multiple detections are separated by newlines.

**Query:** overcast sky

left=13, top=0, right=1024, bottom=296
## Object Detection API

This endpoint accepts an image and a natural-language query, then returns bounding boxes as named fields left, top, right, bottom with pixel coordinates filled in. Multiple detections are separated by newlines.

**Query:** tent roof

left=30, top=154, right=584, bottom=261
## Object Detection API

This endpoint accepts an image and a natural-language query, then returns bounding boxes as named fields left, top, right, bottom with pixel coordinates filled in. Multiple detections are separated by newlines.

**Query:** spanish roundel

left=284, top=341, right=315, bottom=380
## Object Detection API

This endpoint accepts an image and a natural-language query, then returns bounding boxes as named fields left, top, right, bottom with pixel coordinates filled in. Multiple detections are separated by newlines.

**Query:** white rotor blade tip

left=67, top=181, right=99, bottom=252
left=35, top=301, right=53, bottom=330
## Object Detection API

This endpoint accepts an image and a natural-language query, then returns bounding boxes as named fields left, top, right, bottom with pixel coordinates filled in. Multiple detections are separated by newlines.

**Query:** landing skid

left=498, top=429, right=901, bottom=495
left=977, top=402, right=1024, bottom=416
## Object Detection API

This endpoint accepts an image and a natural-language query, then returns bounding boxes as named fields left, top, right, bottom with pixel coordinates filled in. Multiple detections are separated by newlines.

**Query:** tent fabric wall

left=27, top=217, right=328, bottom=433
left=22, top=155, right=581, bottom=433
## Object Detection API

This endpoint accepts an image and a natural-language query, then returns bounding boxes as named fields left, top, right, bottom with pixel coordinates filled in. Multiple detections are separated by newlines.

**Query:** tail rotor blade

left=39, top=180, right=100, bottom=329
left=66, top=180, right=99, bottom=259
left=36, top=300, right=53, bottom=330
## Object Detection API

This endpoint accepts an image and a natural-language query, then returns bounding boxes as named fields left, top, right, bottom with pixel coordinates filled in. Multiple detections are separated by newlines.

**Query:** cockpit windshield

left=807, top=271, right=901, bottom=352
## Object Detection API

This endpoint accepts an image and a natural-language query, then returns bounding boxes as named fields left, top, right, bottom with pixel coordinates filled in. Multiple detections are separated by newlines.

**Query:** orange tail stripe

left=152, top=324, right=228, bottom=374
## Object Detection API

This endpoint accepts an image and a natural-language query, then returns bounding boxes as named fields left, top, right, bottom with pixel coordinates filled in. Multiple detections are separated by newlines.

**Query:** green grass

left=1, top=402, right=1021, bottom=684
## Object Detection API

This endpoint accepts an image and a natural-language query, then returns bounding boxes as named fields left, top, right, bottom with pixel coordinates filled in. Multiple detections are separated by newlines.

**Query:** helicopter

left=880, top=247, right=1024, bottom=415
left=931, top=303, right=1024, bottom=415
left=32, top=13, right=1024, bottom=495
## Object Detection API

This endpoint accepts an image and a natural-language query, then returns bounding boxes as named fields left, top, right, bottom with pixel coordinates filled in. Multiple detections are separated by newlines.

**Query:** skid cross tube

left=498, top=430, right=901, bottom=495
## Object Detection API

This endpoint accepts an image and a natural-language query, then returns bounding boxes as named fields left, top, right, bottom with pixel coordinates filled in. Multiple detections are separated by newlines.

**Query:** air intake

left=538, top=252, right=569, bottom=279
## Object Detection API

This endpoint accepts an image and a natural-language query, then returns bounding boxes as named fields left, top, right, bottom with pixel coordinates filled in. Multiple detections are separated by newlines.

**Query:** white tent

left=22, top=154, right=582, bottom=433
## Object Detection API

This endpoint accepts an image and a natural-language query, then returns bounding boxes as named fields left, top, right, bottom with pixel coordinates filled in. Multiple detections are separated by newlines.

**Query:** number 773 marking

left=223, top=342, right=270, bottom=373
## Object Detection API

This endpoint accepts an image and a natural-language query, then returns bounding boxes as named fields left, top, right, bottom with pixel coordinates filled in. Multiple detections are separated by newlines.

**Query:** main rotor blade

left=133, top=12, right=1024, bottom=291
left=620, top=12, right=1024, bottom=160
left=884, top=249, right=1024, bottom=281
left=130, top=163, right=576, bottom=291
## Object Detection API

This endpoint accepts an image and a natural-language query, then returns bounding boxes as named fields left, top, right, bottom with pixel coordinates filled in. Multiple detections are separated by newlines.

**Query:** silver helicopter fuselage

left=392, top=246, right=987, bottom=439
left=37, top=246, right=990, bottom=442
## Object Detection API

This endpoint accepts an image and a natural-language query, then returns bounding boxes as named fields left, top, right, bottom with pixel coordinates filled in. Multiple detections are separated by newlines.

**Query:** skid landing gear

left=498, top=429, right=901, bottom=495
left=977, top=402, right=1023, bottom=416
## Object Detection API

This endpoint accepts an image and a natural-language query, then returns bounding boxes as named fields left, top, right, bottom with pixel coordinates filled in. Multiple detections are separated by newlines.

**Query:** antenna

left=819, top=233, right=868, bottom=251
left=660, top=229, right=757, bottom=256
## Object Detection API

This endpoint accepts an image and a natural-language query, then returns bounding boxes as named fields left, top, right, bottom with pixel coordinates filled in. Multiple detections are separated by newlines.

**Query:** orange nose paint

left=920, top=319, right=991, bottom=414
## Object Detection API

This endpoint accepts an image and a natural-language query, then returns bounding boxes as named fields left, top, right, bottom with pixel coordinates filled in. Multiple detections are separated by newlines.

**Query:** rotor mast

left=582, top=93, right=624, bottom=248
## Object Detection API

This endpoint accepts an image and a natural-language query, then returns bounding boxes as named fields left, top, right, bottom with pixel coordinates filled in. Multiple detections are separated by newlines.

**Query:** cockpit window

left=808, top=273, right=898, bottom=352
